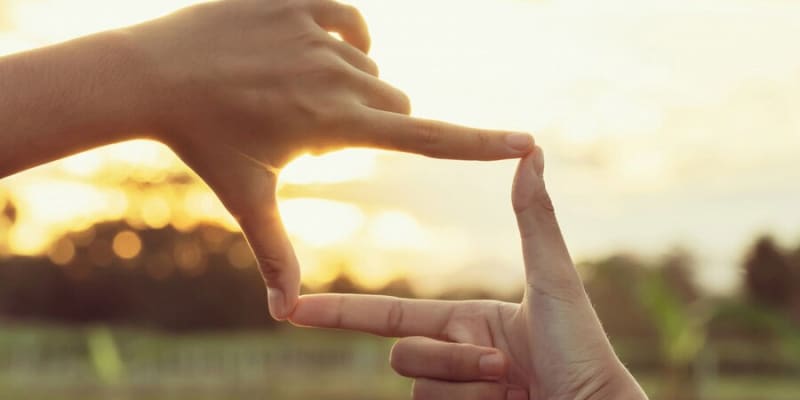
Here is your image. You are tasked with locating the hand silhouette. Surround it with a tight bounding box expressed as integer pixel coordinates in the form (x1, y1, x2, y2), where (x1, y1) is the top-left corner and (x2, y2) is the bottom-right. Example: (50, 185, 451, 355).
(290, 148, 647, 400)
(124, 0, 535, 319)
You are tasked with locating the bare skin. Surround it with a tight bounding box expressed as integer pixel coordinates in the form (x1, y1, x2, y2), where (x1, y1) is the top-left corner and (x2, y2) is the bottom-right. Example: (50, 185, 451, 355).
(290, 148, 648, 400)
(0, 0, 534, 319)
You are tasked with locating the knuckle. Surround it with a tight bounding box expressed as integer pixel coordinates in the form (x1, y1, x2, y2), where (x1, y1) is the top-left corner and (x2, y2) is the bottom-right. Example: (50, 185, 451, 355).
(393, 90, 412, 115)
(513, 181, 555, 216)
(299, 0, 322, 11)
(527, 277, 585, 305)
(364, 57, 380, 76)
(475, 131, 491, 148)
(307, 34, 333, 51)
(313, 97, 350, 129)
(334, 3, 362, 23)
(413, 123, 444, 157)
(536, 188, 556, 212)
(386, 298, 406, 334)
(255, 253, 285, 283)
(418, 124, 440, 145)
(264, 0, 306, 19)
(314, 55, 349, 82)
(342, 3, 361, 17)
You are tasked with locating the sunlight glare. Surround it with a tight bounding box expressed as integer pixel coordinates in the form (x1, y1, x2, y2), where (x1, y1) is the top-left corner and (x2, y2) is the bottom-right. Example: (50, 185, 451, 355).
(279, 198, 365, 247)
(183, 187, 239, 231)
(281, 149, 377, 185)
(369, 211, 429, 250)
(8, 181, 129, 254)
(60, 151, 104, 178)
(349, 262, 401, 291)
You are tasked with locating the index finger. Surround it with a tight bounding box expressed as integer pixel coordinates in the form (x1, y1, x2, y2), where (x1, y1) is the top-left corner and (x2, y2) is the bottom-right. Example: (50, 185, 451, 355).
(355, 110, 534, 161)
(289, 294, 458, 338)
(311, 1, 371, 53)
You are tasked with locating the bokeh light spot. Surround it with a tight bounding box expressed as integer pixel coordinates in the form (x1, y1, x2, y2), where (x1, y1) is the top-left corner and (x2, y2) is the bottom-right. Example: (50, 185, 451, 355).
(112, 230, 142, 260)
(141, 196, 171, 229)
(174, 240, 206, 276)
(47, 238, 75, 266)
(146, 251, 174, 281)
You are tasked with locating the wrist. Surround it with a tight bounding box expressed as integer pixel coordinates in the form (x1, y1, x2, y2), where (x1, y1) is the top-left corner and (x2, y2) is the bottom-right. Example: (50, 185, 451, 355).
(83, 29, 161, 141)
(0, 30, 159, 176)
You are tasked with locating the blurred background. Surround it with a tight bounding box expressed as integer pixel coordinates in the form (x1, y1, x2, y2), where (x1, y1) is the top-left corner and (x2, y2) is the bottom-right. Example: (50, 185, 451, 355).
(1, 0, 800, 399)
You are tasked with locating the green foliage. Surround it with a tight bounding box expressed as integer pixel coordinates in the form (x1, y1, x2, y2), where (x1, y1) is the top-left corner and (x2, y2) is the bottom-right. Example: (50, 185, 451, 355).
(86, 326, 125, 384)
(638, 270, 708, 366)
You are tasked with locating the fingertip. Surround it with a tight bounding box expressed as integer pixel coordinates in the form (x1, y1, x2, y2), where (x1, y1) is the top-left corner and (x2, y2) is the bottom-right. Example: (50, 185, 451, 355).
(533, 145, 545, 177)
(267, 288, 285, 320)
(268, 287, 293, 321)
(511, 153, 538, 213)
(505, 132, 535, 153)
(478, 351, 508, 379)
(285, 295, 331, 327)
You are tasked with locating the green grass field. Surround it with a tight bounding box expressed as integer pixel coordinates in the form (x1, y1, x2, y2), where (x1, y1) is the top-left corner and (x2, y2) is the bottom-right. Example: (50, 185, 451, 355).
(1, 323, 799, 400)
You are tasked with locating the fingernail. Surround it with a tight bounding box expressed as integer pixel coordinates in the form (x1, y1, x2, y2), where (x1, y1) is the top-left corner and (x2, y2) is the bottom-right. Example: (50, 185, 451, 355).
(505, 133, 534, 152)
(507, 388, 528, 400)
(479, 352, 505, 378)
(533, 146, 545, 177)
(268, 288, 286, 320)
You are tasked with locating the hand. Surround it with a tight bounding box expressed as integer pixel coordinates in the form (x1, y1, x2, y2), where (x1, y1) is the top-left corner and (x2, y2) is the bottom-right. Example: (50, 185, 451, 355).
(121, 0, 534, 319)
(289, 148, 647, 400)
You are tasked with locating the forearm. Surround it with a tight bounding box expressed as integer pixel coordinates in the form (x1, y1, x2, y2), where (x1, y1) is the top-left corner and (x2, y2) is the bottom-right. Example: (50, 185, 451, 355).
(0, 30, 153, 177)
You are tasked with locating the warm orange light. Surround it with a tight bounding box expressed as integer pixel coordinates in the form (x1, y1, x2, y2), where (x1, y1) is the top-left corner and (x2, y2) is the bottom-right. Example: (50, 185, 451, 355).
(48, 238, 76, 266)
(174, 240, 205, 275)
(112, 230, 143, 260)
(141, 196, 172, 229)
(280, 149, 377, 185)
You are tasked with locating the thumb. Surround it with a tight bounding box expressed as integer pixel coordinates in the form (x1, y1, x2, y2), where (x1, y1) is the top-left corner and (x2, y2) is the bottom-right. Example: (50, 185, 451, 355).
(238, 199, 301, 321)
(511, 147, 582, 298)
(179, 143, 300, 320)
(512, 148, 624, 371)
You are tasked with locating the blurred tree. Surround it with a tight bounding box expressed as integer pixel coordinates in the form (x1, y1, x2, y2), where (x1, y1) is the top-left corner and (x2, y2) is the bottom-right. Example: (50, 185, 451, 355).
(743, 235, 794, 308)
(582, 255, 656, 340)
(639, 253, 708, 400)
(378, 278, 416, 298)
(658, 248, 699, 304)
(0, 220, 278, 331)
(2, 198, 15, 225)
(326, 271, 367, 294)
(0, 198, 14, 255)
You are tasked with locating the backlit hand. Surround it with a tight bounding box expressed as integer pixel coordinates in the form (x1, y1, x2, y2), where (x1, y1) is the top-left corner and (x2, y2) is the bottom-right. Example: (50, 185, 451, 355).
(123, 0, 534, 319)
(290, 148, 647, 400)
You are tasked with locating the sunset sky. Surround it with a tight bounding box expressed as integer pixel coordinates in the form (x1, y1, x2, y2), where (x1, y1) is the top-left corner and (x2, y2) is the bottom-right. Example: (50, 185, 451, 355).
(1, 0, 799, 295)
